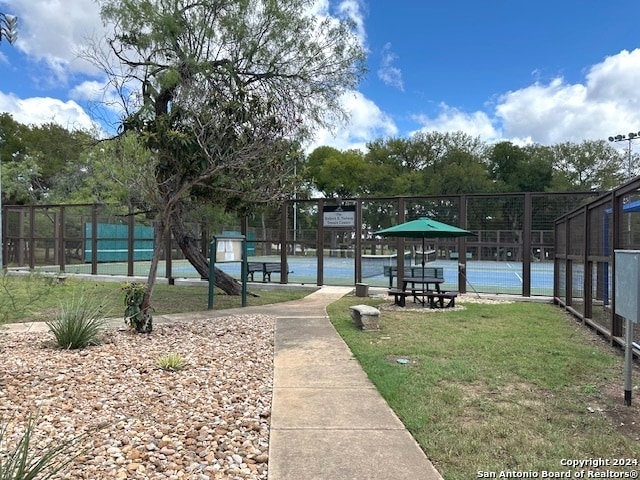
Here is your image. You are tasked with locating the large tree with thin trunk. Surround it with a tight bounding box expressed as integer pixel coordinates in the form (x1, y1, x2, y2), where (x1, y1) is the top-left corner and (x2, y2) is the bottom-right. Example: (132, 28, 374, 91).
(85, 0, 366, 331)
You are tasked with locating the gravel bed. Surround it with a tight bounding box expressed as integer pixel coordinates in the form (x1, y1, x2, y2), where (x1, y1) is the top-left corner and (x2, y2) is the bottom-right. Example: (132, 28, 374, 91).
(0, 314, 274, 479)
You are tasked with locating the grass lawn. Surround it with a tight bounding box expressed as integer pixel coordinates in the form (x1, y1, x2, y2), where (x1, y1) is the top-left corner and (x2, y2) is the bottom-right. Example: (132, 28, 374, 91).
(328, 296, 640, 480)
(0, 274, 312, 324)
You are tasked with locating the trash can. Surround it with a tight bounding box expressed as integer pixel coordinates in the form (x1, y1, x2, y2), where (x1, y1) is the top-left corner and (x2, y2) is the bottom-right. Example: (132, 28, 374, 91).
(355, 283, 369, 297)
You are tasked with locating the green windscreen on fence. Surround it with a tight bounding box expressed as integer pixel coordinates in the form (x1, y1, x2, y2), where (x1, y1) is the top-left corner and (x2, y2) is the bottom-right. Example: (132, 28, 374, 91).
(84, 223, 155, 262)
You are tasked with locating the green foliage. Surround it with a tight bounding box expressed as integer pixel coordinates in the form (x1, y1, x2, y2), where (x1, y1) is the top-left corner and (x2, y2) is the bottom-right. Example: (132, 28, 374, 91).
(549, 140, 626, 191)
(156, 352, 187, 371)
(306, 147, 367, 197)
(489, 142, 556, 192)
(46, 291, 107, 349)
(0, 113, 95, 205)
(122, 282, 153, 333)
(0, 413, 97, 479)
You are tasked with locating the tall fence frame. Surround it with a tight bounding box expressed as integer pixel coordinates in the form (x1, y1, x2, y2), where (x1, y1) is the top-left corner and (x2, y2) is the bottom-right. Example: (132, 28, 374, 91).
(279, 192, 595, 295)
(1, 191, 595, 297)
(555, 178, 640, 354)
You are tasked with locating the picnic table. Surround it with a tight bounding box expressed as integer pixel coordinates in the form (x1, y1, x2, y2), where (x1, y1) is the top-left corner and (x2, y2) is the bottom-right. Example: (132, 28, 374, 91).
(388, 275, 457, 308)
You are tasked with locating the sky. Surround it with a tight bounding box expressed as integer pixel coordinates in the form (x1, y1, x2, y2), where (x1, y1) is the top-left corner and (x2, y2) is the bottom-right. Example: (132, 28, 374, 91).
(2, 0, 640, 155)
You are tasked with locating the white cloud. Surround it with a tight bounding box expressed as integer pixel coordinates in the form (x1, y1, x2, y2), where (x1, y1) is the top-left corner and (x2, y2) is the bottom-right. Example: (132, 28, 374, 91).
(306, 90, 398, 152)
(69, 80, 107, 103)
(585, 49, 640, 106)
(9, 1, 640, 156)
(378, 43, 403, 91)
(336, 0, 367, 46)
(0, 92, 97, 131)
(412, 104, 500, 142)
(2, 0, 104, 78)
(494, 49, 640, 145)
(402, 48, 640, 148)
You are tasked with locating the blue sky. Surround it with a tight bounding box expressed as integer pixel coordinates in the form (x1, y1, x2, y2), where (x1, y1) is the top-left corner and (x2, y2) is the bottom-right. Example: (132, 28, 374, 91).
(2, 0, 640, 154)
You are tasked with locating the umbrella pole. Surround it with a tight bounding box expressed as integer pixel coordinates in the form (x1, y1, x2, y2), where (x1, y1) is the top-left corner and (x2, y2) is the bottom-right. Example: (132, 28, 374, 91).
(421, 237, 425, 279)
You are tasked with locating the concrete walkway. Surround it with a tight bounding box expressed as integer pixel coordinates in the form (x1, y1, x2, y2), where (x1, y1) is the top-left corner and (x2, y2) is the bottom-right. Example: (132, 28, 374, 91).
(3, 286, 443, 480)
(265, 286, 442, 480)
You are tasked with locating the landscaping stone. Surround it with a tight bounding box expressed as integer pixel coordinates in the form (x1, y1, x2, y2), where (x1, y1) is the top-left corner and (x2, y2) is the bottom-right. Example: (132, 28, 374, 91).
(0, 315, 274, 479)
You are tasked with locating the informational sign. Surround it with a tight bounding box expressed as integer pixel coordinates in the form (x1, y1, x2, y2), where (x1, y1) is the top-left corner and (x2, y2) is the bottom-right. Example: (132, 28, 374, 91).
(615, 250, 640, 323)
(215, 238, 243, 262)
(323, 205, 355, 228)
(614, 249, 639, 406)
(209, 235, 247, 309)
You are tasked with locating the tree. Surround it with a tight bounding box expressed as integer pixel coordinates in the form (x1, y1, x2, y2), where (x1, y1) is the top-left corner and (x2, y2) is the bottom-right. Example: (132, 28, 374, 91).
(549, 140, 625, 191)
(0, 114, 96, 204)
(88, 0, 366, 331)
(488, 141, 553, 192)
(306, 146, 367, 198)
(426, 148, 493, 195)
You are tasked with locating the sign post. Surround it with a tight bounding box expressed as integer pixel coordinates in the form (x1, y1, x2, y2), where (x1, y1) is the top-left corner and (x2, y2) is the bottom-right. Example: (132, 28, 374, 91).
(208, 235, 247, 309)
(614, 250, 640, 406)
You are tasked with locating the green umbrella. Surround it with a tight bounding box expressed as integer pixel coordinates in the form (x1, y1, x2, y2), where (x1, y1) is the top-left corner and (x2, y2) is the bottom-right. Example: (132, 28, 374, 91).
(374, 217, 474, 239)
(374, 217, 475, 277)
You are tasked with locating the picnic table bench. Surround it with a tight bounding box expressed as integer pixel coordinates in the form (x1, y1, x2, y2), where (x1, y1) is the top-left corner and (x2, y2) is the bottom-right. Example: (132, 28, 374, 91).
(387, 268, 456, 308)
(424, 291, 458, 308)
(383, 266, 443, 288)
(246, 262, 291, 282)
(388, 286, 458, 308)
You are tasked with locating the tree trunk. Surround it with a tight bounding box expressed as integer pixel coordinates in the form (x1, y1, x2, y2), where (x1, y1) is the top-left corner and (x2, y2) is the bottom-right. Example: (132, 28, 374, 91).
(169, 210, 242, 295)
(136, 215, 168, 333)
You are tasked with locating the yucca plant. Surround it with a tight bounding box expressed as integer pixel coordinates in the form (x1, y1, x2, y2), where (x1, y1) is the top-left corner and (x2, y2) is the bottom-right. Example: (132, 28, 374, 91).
(156, 353, 187, 371)
(46, 291, 107, 349)
(0, 414, 95, 480)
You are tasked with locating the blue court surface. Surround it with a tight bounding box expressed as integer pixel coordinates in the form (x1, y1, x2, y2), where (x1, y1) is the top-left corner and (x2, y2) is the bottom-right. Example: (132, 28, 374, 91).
(204, 257, 555, 296)
(46, 256, 554, 296)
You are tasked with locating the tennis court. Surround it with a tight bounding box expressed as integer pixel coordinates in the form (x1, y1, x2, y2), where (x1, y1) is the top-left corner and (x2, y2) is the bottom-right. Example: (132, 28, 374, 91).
(182, 256, 554, 296)
(32, 255, 554, 296)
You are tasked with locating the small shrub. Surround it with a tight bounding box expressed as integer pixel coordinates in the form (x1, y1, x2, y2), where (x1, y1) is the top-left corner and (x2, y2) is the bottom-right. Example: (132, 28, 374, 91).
(156, 353, 187, 371)
(46, 291, 106, 349)
(122, 282, 152, 333)
(0, 413, 96, 479)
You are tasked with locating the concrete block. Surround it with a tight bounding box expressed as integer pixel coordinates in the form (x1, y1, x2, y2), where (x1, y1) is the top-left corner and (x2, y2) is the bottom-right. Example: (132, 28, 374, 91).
(349, 304, 380, 330)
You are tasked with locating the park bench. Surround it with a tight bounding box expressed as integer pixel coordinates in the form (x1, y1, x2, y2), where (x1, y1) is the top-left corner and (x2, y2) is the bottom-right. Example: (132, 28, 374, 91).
(388, 288, 458, 308)
(246, 262, 291, 282)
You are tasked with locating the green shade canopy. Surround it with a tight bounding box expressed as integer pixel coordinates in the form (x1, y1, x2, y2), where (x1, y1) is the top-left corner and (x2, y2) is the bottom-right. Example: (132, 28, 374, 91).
(374, 217, 475, 238)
